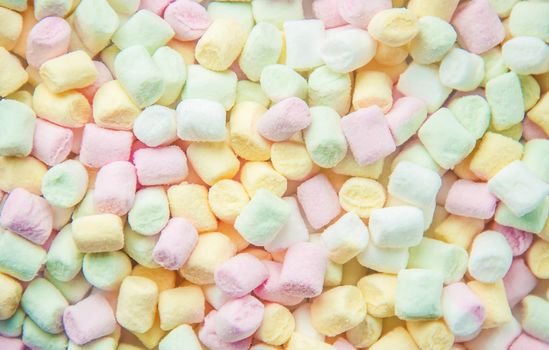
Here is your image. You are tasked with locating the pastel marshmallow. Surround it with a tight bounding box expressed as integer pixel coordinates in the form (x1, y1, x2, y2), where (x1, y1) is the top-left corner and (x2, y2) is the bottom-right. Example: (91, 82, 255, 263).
(0, 231, 46, 282)
(0, 7, 22, 51)
(270, 142, 316, 181)
(279, 242, 328, 298)
(21, 278, 68, 334)
(503, 258, 537, 308)
(526, 238, 549, 279)
(176, 99, 227, 142)
(368, 8, 418, 47)
(133, 105, 177, 147)
(442, 282, 485, 341)
(158, 285, 205, 330)
(116, 276, 159, 334)
(406, 320, 455, 350)
(386, 96, 428, 146)
(133, 146, 188, 186)
(283, 20, 325, 71)
(257, 97, 311, 142)
(195, 19, 246, 71)
(523, 139, 549, 183)
(339, 177, 385, 218)
(123, 226, 160, 269)
(159, 324, 202, 350)
(321, 27, 376, 73)
(152, 46, 187, 106)
(260, 64, 308, 103)
(492, 223, 533, 257)
(63, 294, 116, 345)
(74, 0, 119, 55)
(308, 65, 353, 116)
(214, 253, 268, 298)
(470, 132, 523, 180)
(128, 187, 170, 236)
(0, 48, 27, 97)
(112, 9, 174, 53)
(163, 0, 210, 41)
(182, 65, 237, 111)
(395, 269, 443, 320)
(0, 273, 22, 321)
(239, 22, 283, 82)
(408, 238, 468, 284)
(448, 95, 491, 139)
(521, 295, 549, 344)
(356, 273, 397, 318)
(253, 261, 304, 306)
(229, 102, 271, 161)
(397, 63, 452, 113)
(45, 225, 82, 282)
(79, 124, 133, 168)
(255, 303, 295, 346)
(26, 16, 71, 68)
(337, 0, 391, 29)
(352, 70, 393, 112)
(467, 280, 512, 328)
(208, 180, 250, 224)
(495, 198, 549, 235)
(321, 212, 369, 264)
(410, 16, 456, 65)
(22, 317, 67, 350)
(502, 36, 549, 75)
(1, 307, 25, 337)
(215, 295, 264, 342)
(445, 180, 497, 219)
(510, 333, 549, 350)
(198, 310, 252, 350)
(92, 80, 141, 131)
(468, 230, 513, 283)
(508, 1, 549, 42)
(93, 161, 136, 216)
(82, 251, 130, 291)
(41, 160, 88, 208)
(439, 48, 484, 92)
(207, 2, 254, 36)
(153, 218, 198, 270)
(388, 161, 441, 208)
(167, 182, 217, 233)
(485, 72, 525, 131)
(0, 99, 35, 158)
(72, 214, 124, 253)
(297, 174, 341, 230)
(39, 50, 97, 94)
(368, 206, 424, 248)
(31, 119, 73, 166)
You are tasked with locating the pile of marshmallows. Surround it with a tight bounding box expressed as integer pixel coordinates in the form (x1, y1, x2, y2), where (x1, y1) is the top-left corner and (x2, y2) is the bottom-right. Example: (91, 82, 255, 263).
(1, 0, 549, 349)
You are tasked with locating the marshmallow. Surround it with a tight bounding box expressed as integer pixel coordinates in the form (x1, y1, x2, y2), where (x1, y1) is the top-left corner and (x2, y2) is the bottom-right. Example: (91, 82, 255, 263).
(526, 239, 549, 279)
(74, 0, 119, 55)
(108, 0, 140, 15)
(63, 294, 115, 345)
(186, 141, 240, 186)
(388, 161, 441, 208)
(397, 63, 452, 113)
(521, 295, 549, 344)
(292, 303, 325, 342)
(442, 282, 485, 341)
(345, 316, 382, 348)
(133, 105, 177, 147)
(0, 307, 25, 337)
(369, 206, 424, 248)
(495, 197, 549, 235)
(92, 80, 141, 131)
(123, 225, 159, 269)
(207, 2, 254, 35)
(0, 49, 27, 98)
(386, 97, 428, 146)
(215, 253, 268, 298)
(486, 72, 524, 131)
(445, 180, 497, 219)
(22, 318, 68, 350)
(167, 182, 217, 233)
(439, 48, 484, 92)
(215, 295, 264, 342)
(195, 19, 246, 72)
(112, 10, 174, 53)
(368, 8, 418, 47)
(265, 197, 309, 253)
(133, 146, 188, 186)
(229, 102, 271, 161)
(304, 106, 348, 169)
(406, 320, 454, 350)
(254, 261, 304, 306)
(502, 36, 549, 75)
(239, 23, 282, 82)
(152, 46, 186, 106)
(481, 47, 508, 86)
(0, 7, 22, 51)
(260, 64, 308, 103)
(297, 174, 341, 230)
(116, 276, 158, 334)
(72, 214, 124, 253)
(392, 139, 443, 175)
(26, 17, 69, 68)
(0, 273, 21, 321)
(465, 317, 521, 350)
(492, 222, 533, 257)
(448, 95, 491, 139)
(374, 42, 408, 66)
(128, 187, 170, 236)
(258, 97, 311, 142)
(321, 28, 376, 73)
(21, 278, 68, 334)
(369, 327, 418, 350)
(357, 273, 397, 318)
(236, 80, 270, 107)
(357, 241, 409, 274)
(283, 20, 325, 71)
(407, 0, 459, 20)
(510, 333, 549, 350)
(158, 285, 205, 330)
(280, 242, 328, 298)
(45, 225, 82, 282)
(41, 160, 88, 208)
(0, 156, 46, 196)
(208, 180, 249, 224)
(45, 271, 91, 305)
(198, 310, 252, 350)
(159, 324, 202, 350)
(470, 132, 523, 180)
(39, 51, 96, 94)
(153, 218, 198, 270)
(468, 231, 513, 283)
(396, 269, 443, 320)
(93, 161, 136, 216)
(31, 119, 73, 166)
(520, 74, 541, 111)
(0, 231, 46, 282)
(79, 124, 134, 168)
(182, 65, 237, 111)
(408, 238, 468, 284)
(163, 0, 210, 41)
(528, 92, 549, 135)
(352, 71, 393, 112)
(240, 161, 287, 197)
(337, 0, 391, 29)
(255, 303, 294, 346)
(176, 99, 227, 142)
(508, 1, 549, 42)
(467, 280, 512, 328)
(32, 84, 91, 128)
(131, 265, 175, 293)
(308, 65, 353, 115)
(332, 152, 383, 179)
(321, 212, 369, 264)
(503, 258, 537, 308)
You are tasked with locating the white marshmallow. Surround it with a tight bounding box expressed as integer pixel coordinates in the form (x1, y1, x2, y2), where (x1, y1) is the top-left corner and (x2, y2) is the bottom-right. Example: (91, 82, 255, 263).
(203, 285, 232, 310)
(468, 231, 513, 283)
(292, 303, 325, 342)
(465, 317, 521, 350)
(439, 48, 484, 91)
(133, 105, 177, 147)
(320, 212, 369, 264)
(488, 160, 549, 217)
(265, 197, 309, 253)
(442, 283, 484, 342)
(320, 27, 376, 73)
(388, 161, 442, 208)
(283, 20, 325, 71)
(502, 36, 549, 75)
(356, 242, 409, 274)
(176, 99, 227, 142)
(368, 206, 424, 248)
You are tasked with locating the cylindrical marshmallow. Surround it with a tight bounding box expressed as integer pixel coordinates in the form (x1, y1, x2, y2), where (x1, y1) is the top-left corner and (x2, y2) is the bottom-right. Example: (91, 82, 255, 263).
(410, 16, 456, 65)
(444, 180, 497, 219)
(321, 27, 376, 73)
(352, 70, 393, 112)
(304, 106, 348, 168)
(39, 50, 97, 93)
(260, 64, 308, 103)
(153, 218, 198, 270)
(159, 324, 202, 350)
(357, 273, 397, 318)
(21, 278, 68, 334)
(0, 273, 21, 321)
(229, 102, 271, 161)
(526, 239, 549, 279)
(466, 280, 512, 328)
(448, 95, 490, 140)
(93, 161, 136, 216)
(240, 161, 287, 198)
(152, 46, 187, 106)
(439, 48, 484, 91)
(308, 65, 353, 116)
(369, 206, 424, 248)
(258, 97, 311, 142)
(128, 187, 170, 236)
(0, 100, 35, 158)
(337, 0, 392, 29)
(0, 231, 46, 282)
(133, 146, 188, 186)
(158, 285, 205, 330)
(26, 16, 71, 68)
(279, 242, 328, 298)
(215, 295, 264, 342)
(123, 225, 159, 269)
(116, 276, 159, 334)
(92, 80, 141, 131)
(395, 269, 443, 320)
(133, 105, 177, 147)
(521, 295, 549, 344)
(167, 182, 218, 233)
(182, 65, 238, 111)
(176, 99, 227, 142)
(468, 230, 513, 283)
(45, 225, 82, 282)
(503, 258, 537, 308)
(72, 214, 124, 253)
(239, 22, 283, 82)
(41, 159, 89, 208)
(297, 173, 341, 230)
(74, 0, 119, 55)
(31, 118, 73, 166)
(198, 310, 252, 350)
(442, 282, 485, 341)
(63, 294, 116, 345)
(368, 8, 418, 47)
(195, 19, 246, 71)
(163, 0, 210, 41)
(253, 261, 304, 306)
(502, 36, 549, 75)
(321, 212, 369, 264)
(214, 253, 268, 298)
(79, 124, 134, 168)
(408, 238, 468, 284)
(111, 9, 174, 53)
(208, 180, 250, 224)
(22, 316, 68, 350)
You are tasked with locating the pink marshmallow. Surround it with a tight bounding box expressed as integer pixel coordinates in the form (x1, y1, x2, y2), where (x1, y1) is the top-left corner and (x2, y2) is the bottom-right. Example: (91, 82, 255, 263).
(132, 146, 188, 186)
(71, 127, 83, 155)
(313, 0, 347, 28)
(215, 295, 264, 342)
(257, 97, 311, 142)
(153, 217, 198, 270)
(333, 338, 357, 350)
(198, 311, 252, 350)
(342, 106, 396, 166)
(386, 96, 428, 146)
(94, 161, 137, 216)
(297, 174, 341, 230)
(510, 333, 549, 350)
(140, 0, 173, 16)
(444, 180, 497, 220)
(523, 118, 548, 141)
(79, 124, 133, 168)
(214, 253, 269, 298)
(31, 118, 73, 166)
(0, 188, 53, 245)
(78, 61, 114, 103)
(63, 294, 116, 345)
(338, 0, 392, 29)
(491, 223, 533, 256)
(503, 258, 537, 308)
(442, 282, 485, 342)
(163, 0, 211, 41)
(0, 337, 23, 350)
(279, 242, 328, 298)
(451, 0, 505, 54)
(253, 261, 304, 306)
(26, 16, 71, 68)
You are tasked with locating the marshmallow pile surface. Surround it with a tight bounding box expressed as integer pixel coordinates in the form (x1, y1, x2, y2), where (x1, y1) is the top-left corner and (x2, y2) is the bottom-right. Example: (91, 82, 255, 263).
(0, 0, 549, 349)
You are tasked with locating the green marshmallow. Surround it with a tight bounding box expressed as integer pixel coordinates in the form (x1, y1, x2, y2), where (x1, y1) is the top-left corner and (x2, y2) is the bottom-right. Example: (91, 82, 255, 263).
(448, 95, 491, 139)
(519, 74, 541, 111)
(123, 225, 160, 268)
(523, 139, 549, 183)
(45, 271, 91, 305)
(128, 187, 170, 236)
(42, 159, 89, 208)
(182, 65, 238, 111)
(72, 190, 98, 220)
(239, 22, 283, 82)
(112, 9, 174, 53)
(152, 46, 186, 106)
(251, 0, 304, 29)
(74, 0, 119, 55)
(22, 317, 68, 350)
(21, 278, 68, 334)
(82, 251, 132, 291)
(485, 71, 524, 131)
(308, 65, 352, 116)
(407, 238, 468, 284)
(481, 48, 508, 86)
(395, 269, 443, 320)
(260, 64, 308, 103)
(391, 140, 444, 175)
(115, 45, 165, 108)
(495, 198, 549, 234)
(159, 324, 202, 350)
(46, 224, 83, 282)
(236, 80, 270, 107)
(509, 1, 549, 43)
(208, 2, 254, 34)
(410, 16, 457, 65)
(0, 308, 25, 337)
(303, 106, 348, 168)
(0, 230, 46, 282)
(0, 99, 36, 157)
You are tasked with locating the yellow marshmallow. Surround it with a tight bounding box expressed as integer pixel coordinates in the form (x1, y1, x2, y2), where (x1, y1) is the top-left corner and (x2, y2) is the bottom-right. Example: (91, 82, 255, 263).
(0, 273, 22, 320)
(467, 280, 512, 329)
(218, 221, 250, 252)
(369, 327, 419, 350)
(93, 80, 141, 131)
(255, 303, 295, 346)
(131, 265, 176, 293)
(6, 90, 33, 107)
(167, 182, 217, 233)
(341, 258, 369, 286)
(361, 60, 408, 83)
(208, 179, 250, 223)
(72, 214, 124, 253)
(368, 8, 419, 47)
(240, 161, 287, 197)
(229, 102, 271, 161)
(39, 51, 97, 93)
(357, 273, 398, 318)
(470, 132, 523, 180)
(271, 142, 317, 181)
(133, 314, 166, 350)
(167, 39, 196, 65)
(0, 156, 47, 195)
(346, 314, 383, 348)
(186, 141, 240, 186)
(25, 65, 41, 87)
(116, 276, 158, 334)
(179, 232, 236, 285)
(425, 205, 450, 238)
(0, 47, 28, 97)
(195, 19, 246, 71)
(324, 260, 343, 287)
(407, 0, 459, 21)
(375, 43, 409, 66)
(286, 333, 335, 350)
(352, 70, 394, 112)
(11, 7, 37, 58)
(528, 92, 549, 135)
(310, 285, 366, 336)
(406, 320, 454, 350)
(236, 80, 271, 107)
(433, 215, 485, 250)
(526, 239, 549, 279)
(33, 84, 91, 128)
(0, 7, 22, 51)
(158, 286, 205, 331)
(454, 150, 481, 181)
(338, 177, 386, 218)
(333, 153, 384, 179)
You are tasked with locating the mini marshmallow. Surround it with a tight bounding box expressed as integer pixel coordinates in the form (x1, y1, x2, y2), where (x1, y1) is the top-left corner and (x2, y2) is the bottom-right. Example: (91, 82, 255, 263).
(283, 20, 325, 71)
(392, 139, 442, 175)
(116, 276, 158, 334)
(510, 333, 549, 350)
(280, 242, 328, 298)
(21, 278, 68, 334)
(41, 160, 88, 208)
(369, 327, 418, 350)
(408, 238, 468, 284)
(133, 146, 188, 186)
(297, 174, 341, 230)
(521, 295, 549, 344)
(337, 0, 391, 29)
(159, 324, 202, 350)
(0, 48, 27, 97)
(357, 273, 397, 318)
(352, 70, 393, 112)
(128, 187, 170, 236)
(345, 315, 382, 348)
(368, 8, 418, 47)
(123, 226, 159, 269)
(163, 0, 210, 41)
(186, 142, 240, 186)
(0, 100, 35, 158)
(470, 132, 523, 180)
(369, 206, 424, 248)
(153, 218, 198, 270)
(207, 2, 254, 35)
(195, 19, 246, 72)
(407, 0, 459, 20)
(321, 212, 369, 264)
(495, 198, 549, 235)
(182, 65, 237, 110)
(264, 197, 309, 252)
(508, 1, 549, 42)
(32, 84, 91, 128)
(208, 180, 249, 224)
(167, 182, 217, 233)
(488, 160, 549, 217)
(292, 303, 325, 342)
(152, 46, 187, 106)
(406, 320, 455, 350)
(468, 231, 513, 283)
(254, 261, 304, 306)
(94, 161, 136, 216)
(239, 22, 282, 82)
(0, 231, 46, 282)
(79, 124, 133, 168)
(442, 282, 485, 341)
(112, 10, 174, 53)
(439, 48, 484, 92)
(503, 258, 537, 308)
(198, 310, 252, 350)
(260, 64, 308, 103)
(357, 242, 409, 274)
(445, 180, 497, 219)
(25, 16, 70, 68)
(22, 318, 68, 350)
(526, 239, 549, 279)
(45, 271, 91, 304)
(74, 0, 119, 55)
(0, 273, 21, 321)
(133, 105, 177, 147)
(395, 269, 443, 320)
(236, 80, 270, 107)
(467, 280, 512, 329)
(386, 97, 428, 146)
(255, 303, 295, 346)
(176, 99, 227, 142)
(0, 156, 47, 196)
(494, 223, 533, 257)
(308, 65, 352, 115)
(0, 7, 22, 51)
(214, 253, 268, 298)
(0, 307, 24, 337)
(63, 294, 115, 345)
(258, 97, 311, 142)
(397, 63, 452, 113)
(486, 71, 524, 131)
(448, 95, 490, 139)
(520, 73, 542, 112)
(39, 51, 97, 94)
(215, 295, 264, 342)
(72, 214, 124, 253)
(303, 106, 348, 169)
(31, 119, 73, 166)
(108, 0, 140, 15)
(131, 265, 175, 293)
(528, 92, 549, 135)
(158, 285, 205, 330)
(45, 225, 82, 282)
(229, 102, 271, 161)
(321, 27, 376, 73)
(502, 36, 549, 75)
(93, 80, 141, 131)
(410, 16, 456, 65)
(240, 162, 287, 197)
(388, 161, 441, 208)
